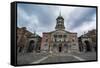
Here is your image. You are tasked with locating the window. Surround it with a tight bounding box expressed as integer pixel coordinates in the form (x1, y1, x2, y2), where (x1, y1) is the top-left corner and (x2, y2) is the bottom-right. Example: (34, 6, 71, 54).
(64, 43, 68, 47)
(63, 35, 67, 37)
(46, 39, 48, 42)
(54, 35, 57, 38)
(64, 39, 66, 42)
(59, 35, 62, 38)
(72, 39, 74, 42)
(45, 44, 47, 46)
(55, 39, 56, 42)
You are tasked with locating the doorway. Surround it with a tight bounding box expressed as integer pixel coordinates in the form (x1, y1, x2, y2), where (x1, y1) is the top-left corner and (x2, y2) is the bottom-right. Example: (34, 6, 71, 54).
(59, 46, 62, 52)
(27, 40, 35, 52)
(84, 40, 91, 52)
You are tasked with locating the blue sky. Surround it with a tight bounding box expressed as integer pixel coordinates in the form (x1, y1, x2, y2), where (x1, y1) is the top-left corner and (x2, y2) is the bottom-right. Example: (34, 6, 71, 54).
(17, 3, 96, 37)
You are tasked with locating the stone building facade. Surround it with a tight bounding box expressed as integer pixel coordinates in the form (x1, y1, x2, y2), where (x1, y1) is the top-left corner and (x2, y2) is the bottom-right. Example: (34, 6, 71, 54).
(17, 27, 28, 53)
(41, 13, 79, 53)
(17, 27, 41, 53)
(17, 14, 96, 54)
(27, 33, 42, 53)
(78, 29, 96, 52)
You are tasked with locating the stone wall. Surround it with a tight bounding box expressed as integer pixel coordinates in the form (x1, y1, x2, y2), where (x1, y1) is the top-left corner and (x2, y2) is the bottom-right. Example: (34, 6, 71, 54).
(17, 27, 42, 53)
(41, 30, 79, 53)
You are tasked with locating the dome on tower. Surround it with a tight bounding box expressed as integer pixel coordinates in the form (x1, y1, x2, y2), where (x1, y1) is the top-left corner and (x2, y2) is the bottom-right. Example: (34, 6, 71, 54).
(55, 11, 65, 30)
(56, 11, 64, 20)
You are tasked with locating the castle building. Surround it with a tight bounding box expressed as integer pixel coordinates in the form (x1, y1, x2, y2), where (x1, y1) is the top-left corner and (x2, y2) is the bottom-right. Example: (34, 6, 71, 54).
(41, 13, 79, 53)
(17, 27, 41, 53)
(78, 29, 97, 52)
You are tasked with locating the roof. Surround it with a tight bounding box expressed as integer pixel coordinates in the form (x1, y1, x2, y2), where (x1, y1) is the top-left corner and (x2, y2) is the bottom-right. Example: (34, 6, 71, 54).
(42, 30, 77, 35)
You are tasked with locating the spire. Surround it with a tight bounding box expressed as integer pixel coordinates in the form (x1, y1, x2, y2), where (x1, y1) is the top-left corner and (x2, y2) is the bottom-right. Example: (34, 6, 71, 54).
(59, 10, 61, 16)
(56, 10, 64, 20)
(55, 10, 65, 30)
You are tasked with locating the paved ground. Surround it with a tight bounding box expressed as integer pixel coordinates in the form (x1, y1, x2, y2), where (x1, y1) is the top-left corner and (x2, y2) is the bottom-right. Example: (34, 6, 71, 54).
(39, 54, 79, 64)
(17, 52, 48, 65)
(17, 52, 97, 65)
(71, 52, 97, 61)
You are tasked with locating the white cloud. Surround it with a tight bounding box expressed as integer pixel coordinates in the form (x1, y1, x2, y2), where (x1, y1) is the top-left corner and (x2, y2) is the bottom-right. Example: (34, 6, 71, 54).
(17, 6, 30, 27)
(71, 16, 96, 37)
(17, 6, 42, 36)
(17, 4, 96, 37)
(27, 15, 39, 32)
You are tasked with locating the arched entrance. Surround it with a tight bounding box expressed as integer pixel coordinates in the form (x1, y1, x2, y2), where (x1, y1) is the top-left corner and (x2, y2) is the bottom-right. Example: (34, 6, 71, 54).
(84, 40, 91, 52)
(59, 47, 62, 52)
(27, 40, 35, 52)
(59, 44, 62, 52)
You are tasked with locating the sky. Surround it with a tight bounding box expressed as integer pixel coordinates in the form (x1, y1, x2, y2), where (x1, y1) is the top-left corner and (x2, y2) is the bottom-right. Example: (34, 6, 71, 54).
(17, 3, 96, 37)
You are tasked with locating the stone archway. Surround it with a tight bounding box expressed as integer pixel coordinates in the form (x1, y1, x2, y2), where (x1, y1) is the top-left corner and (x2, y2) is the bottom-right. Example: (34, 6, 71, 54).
(27, 40, 35, 52)
(59, 46, 62, 52)
(58, 44, 62, 52)
(84, 40, 91, 52)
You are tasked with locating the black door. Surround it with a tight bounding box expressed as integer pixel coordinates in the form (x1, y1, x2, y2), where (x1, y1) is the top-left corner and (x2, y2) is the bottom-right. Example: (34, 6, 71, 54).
(85, 41, 91, 52)
(27, 40, 34, 52)
(59, 46, 62, 52)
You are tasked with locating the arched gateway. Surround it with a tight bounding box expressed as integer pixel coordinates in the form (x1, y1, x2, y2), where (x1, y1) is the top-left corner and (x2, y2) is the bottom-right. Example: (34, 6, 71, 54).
(84, 40, 91, 52)
(27, 40, 35, 52)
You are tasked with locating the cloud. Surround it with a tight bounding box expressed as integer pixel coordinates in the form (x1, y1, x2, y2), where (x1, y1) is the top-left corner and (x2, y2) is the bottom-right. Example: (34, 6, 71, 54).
(72, 20, 96, 37)
(66, 7, 96, 37)
(67, 7, 96, 30)
(17, 3, 96, 37)
(17, 3, 60, 36)
(17, 6, 30, 27)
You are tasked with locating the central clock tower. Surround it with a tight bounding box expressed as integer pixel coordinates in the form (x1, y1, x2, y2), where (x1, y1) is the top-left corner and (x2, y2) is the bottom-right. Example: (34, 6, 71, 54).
(55, 12, 65, 30)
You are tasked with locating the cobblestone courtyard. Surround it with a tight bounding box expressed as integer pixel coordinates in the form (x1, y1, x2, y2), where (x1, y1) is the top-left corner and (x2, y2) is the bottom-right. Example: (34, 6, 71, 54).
(17, 52, 97, 65)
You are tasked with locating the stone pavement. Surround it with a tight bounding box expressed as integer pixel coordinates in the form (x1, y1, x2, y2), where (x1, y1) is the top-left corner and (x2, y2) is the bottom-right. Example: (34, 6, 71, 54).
(17, 52, 97, 65)
(17, 52, 48, 65)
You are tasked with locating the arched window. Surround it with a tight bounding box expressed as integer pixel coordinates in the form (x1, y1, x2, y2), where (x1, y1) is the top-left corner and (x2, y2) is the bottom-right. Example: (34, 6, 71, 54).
(72, 39, 74, 42)
(59, 35, 62, 38)
(63, 35, 67, 38)
(54, 35, 57, 38)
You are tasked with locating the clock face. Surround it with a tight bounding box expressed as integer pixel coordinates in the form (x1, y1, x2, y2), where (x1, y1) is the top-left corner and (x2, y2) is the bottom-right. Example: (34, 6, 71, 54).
(59, 19, 62, 22)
